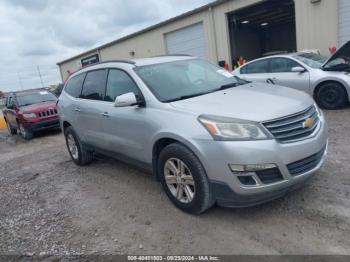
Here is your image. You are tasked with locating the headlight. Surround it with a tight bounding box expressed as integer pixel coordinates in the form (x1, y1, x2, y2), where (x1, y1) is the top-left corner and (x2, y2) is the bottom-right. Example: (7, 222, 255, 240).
(198, 115, 269, 141)
(23, 113, 36, 119)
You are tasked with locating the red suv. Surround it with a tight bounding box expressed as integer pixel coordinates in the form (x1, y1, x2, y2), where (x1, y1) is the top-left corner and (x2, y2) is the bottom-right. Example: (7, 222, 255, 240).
(3, 89, 60, 139)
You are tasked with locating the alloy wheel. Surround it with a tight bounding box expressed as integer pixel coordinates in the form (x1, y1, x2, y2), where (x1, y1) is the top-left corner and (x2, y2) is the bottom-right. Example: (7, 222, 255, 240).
(67, 134, 79, 160)
(164, 158, 195, 203)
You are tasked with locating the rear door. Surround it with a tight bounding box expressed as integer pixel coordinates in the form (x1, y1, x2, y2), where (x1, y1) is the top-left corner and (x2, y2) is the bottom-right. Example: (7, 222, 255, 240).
(76, 69, 108, 148)
(269, 57, 310, 92)
(239, 59, 270, 83)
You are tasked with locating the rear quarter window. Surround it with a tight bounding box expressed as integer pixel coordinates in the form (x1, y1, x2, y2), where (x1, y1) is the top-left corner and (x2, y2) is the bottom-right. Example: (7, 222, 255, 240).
(64, 73, 86, 98)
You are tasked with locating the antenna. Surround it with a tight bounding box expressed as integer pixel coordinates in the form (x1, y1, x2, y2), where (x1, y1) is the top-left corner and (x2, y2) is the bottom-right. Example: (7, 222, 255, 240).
(37, 66, 44, 88)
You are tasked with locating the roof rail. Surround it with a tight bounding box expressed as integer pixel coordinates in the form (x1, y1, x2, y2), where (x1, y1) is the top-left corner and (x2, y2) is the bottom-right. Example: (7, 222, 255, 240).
(98, 59, 136, 65)
(71, 59, 136, 75)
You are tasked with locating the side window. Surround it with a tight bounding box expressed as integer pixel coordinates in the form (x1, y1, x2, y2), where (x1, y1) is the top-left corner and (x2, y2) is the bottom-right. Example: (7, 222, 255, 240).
(270, 58, 300, 73)
(6, 96, 13, 107)
(244, 60, 269, 74)
(240, 65, 247, 74)
(65, 73, 86, 98)
(81, 70, 108, 101)
(105, 69, 141, 102)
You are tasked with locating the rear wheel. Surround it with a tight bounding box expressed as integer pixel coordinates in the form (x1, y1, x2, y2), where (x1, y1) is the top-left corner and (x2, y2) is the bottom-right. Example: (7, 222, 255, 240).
(19, 123, 33, 140)
(315, 82, 348, 109)
(158, 143, 214, 214)
(64, 126, 93, 166)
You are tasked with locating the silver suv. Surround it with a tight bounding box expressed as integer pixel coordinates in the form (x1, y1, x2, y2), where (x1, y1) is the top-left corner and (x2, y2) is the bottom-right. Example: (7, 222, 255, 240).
(58, 56, 328, 214)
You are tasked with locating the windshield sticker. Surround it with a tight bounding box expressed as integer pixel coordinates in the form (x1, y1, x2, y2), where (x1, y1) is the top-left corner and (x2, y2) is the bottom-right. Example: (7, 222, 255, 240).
(39, 91, 49, 95)
(217, 69, 233, 78)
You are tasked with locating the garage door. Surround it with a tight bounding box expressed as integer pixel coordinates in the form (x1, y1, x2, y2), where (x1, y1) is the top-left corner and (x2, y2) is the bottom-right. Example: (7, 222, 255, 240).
(165, 23, 208, 59)
(339, 0, 350, 46)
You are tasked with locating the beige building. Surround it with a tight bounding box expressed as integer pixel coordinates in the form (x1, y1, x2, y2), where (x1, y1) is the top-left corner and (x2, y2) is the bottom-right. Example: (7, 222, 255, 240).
(57, 0, 349, 81)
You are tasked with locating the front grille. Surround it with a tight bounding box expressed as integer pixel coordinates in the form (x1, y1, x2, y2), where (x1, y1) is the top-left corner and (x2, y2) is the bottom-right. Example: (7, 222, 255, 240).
(287, 145, 326, 176)
(38, 108, 57, 118)
(262, 106, 320, 143)
(256, 168, 283, 184)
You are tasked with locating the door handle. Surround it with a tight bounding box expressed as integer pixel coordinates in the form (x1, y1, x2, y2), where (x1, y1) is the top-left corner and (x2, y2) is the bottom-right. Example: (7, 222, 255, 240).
(74, 107, 81, 112)
(101, 112, 109, 118)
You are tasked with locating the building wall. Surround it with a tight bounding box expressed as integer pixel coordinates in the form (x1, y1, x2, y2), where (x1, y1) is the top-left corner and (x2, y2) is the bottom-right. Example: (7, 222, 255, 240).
(294, 0, 338, 55)
(58, 0, 262, 81)
(58, 0, 339, 81)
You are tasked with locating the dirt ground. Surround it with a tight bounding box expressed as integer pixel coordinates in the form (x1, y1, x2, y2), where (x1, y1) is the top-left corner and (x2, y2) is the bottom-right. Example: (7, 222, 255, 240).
(0, 108, 350, 256)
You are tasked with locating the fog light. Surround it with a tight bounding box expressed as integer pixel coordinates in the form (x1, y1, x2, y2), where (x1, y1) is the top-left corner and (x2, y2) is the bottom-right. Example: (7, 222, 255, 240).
(229, 163, 277, 174)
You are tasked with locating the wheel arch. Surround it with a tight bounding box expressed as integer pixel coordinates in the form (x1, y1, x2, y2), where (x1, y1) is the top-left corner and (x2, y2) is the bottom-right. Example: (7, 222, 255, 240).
(62, 121, 72, 132)
(313, 80, 349, 102)
(151, 134, 204, 181)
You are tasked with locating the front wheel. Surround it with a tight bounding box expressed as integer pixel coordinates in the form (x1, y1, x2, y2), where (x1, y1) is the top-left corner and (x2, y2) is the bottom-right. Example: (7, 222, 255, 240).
(19, 123, 33, 140)
(315, 82, 348, 109)
(6, 120, 17, 135)
(158, 143, 215, 214)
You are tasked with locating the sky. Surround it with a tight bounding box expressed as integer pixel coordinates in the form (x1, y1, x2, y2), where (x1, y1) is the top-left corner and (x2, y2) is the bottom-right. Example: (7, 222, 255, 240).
(0, 0, 214, 92)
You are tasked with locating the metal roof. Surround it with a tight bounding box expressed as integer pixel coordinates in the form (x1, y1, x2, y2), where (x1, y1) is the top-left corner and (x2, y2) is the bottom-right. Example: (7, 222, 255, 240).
(57, 0, 226, 65)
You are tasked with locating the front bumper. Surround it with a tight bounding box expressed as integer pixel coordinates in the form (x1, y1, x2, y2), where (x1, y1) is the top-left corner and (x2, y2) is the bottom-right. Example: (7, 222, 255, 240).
(24, 118, 60, 132)
(193, 116, 328, 207)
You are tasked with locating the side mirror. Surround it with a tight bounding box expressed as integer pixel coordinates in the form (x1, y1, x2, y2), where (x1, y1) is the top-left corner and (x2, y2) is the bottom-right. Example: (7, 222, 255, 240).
(291, 66, 306, 73)
(114, 92, 139, 107)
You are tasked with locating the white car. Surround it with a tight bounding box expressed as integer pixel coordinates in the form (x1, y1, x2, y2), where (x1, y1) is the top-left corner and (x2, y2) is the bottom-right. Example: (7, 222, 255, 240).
(233, 41, 350, 109)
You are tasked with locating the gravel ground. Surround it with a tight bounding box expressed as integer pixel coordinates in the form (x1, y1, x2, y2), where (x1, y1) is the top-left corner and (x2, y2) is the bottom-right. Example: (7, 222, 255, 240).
(0, 108, 349, 256)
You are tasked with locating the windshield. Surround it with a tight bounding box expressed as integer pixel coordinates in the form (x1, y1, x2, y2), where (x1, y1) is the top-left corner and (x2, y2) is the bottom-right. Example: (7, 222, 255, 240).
(16, 91, 57, 107)
(135, 59, 246, 102)
(293, 53, 328, 69)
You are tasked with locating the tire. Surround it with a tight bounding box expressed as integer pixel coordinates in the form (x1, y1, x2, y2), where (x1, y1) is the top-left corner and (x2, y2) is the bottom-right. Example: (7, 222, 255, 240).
(5, 120, 17, 135)
(158, 143, 215, 214)
(18, 123, 33, 140)
(64, 126, 93, 166)
(315, 82, 348, 110)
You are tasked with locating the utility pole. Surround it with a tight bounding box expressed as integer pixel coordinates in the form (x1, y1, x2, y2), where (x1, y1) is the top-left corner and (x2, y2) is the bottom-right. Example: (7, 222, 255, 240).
(37, 65, 44, 88)
(17, 72, 24, 90)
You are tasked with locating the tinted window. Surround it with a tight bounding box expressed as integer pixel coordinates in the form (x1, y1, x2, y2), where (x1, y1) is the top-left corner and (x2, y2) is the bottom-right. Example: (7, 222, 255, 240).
(6, 96, 13, 107)
(65, 73, 86, 98)
(244, 60, 269, 74)
(81, 70, 108, 100)
(105, 69, 141, 102)
(270, 58, 300, 73)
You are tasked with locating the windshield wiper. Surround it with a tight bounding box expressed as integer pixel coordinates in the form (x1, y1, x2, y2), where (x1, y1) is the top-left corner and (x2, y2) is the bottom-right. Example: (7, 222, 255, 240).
(216, 82, 241, 91)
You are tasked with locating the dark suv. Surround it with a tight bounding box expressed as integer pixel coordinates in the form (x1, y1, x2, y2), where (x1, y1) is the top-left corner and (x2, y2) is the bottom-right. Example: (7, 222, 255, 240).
(3, 89, 60, 139)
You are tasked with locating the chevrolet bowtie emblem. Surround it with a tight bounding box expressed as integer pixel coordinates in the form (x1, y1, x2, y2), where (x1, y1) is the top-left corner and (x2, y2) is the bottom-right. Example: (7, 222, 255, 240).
(303, 118, 315, 129)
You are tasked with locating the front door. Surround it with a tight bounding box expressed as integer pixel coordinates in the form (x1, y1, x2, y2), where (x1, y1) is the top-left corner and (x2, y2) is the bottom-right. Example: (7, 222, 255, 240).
(269, 58, 310, 92)
(101, 69, 147, 162)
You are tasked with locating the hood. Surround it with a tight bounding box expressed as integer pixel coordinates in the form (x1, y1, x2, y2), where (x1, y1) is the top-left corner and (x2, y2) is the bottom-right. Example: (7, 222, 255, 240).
(322, 40, 350, 71)
(19, 101, 57, 114)
(170, 83, 313, 122)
